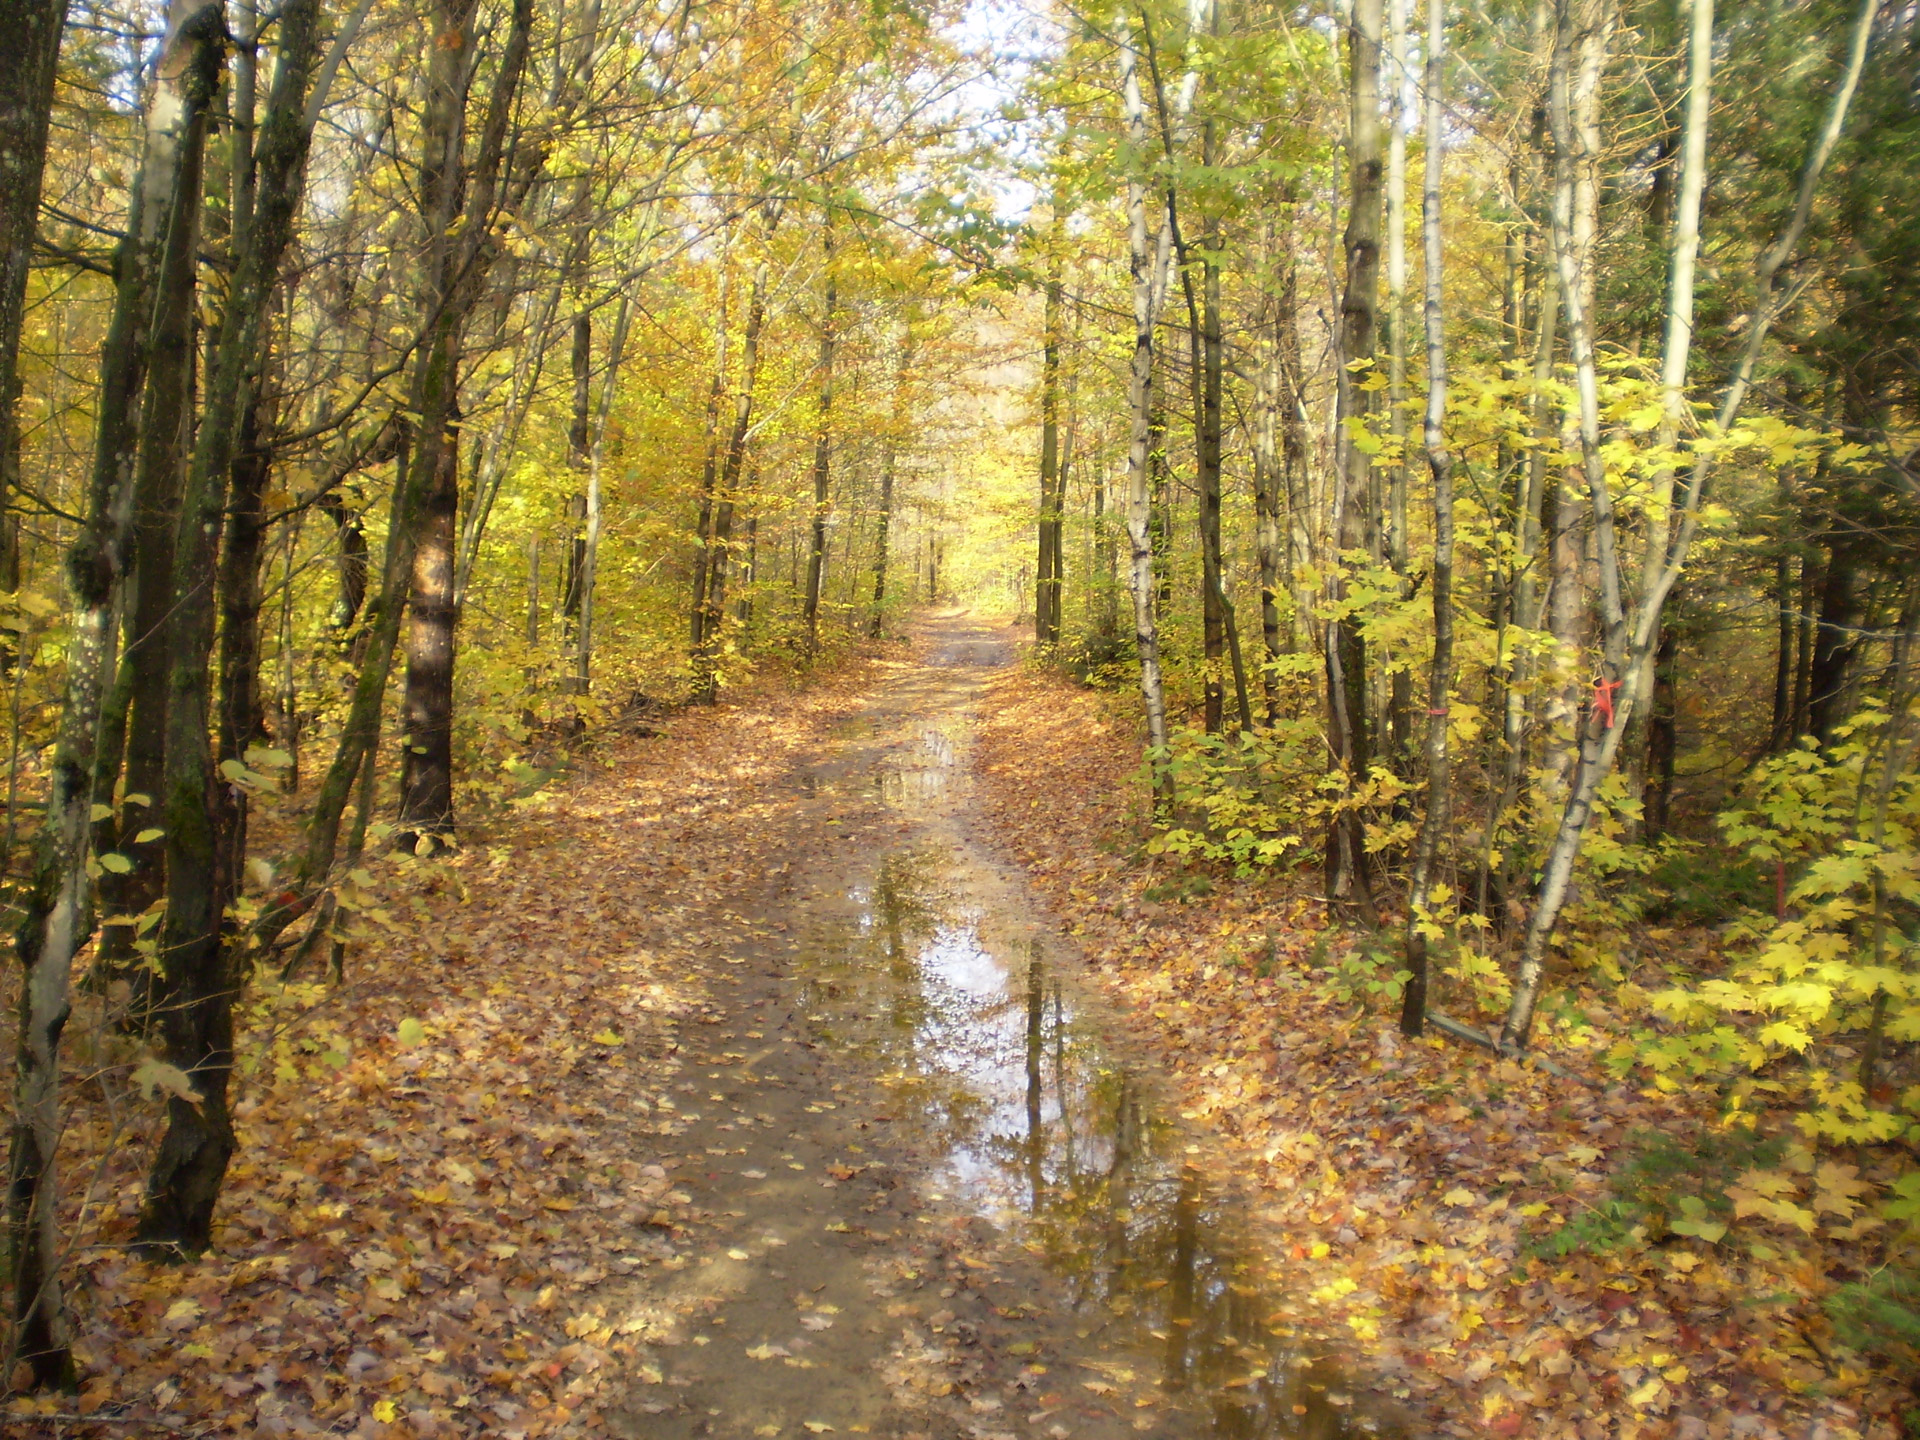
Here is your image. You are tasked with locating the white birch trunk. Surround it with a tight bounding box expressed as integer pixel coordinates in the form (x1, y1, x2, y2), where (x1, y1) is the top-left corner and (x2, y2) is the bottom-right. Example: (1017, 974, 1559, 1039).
(1500, 0, 1877, 1050)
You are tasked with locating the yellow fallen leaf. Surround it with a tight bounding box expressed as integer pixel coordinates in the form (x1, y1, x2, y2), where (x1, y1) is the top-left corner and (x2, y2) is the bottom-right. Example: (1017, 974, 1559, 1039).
(1628, 1377, 1666, 1408)
(803, 1423, 834, 1434)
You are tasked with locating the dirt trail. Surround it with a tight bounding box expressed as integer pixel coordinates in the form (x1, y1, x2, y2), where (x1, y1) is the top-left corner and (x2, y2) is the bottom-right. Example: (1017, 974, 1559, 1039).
(596, 613, 1402, 1440)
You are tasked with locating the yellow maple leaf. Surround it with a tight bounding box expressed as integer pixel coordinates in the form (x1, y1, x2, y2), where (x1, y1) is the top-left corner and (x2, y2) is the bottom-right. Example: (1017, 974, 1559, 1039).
(1734, 1168, 1799, 1200)
(1812, 1162, 1869, 1217)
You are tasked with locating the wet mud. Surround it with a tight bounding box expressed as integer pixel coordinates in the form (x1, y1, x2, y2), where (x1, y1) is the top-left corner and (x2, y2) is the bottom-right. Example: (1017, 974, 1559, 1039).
(603, 614, 1413, 1440)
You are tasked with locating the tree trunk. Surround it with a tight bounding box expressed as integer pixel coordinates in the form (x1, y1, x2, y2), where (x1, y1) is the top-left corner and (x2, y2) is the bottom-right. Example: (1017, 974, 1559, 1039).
(216, 395, 274, 861)
(1401, 0, 1452, 1039)
(1538, 0, 1607, 804)
(870, 327, 912, 639)
(1118, 6, 1179, 810)
(1767, 551, 1794, 751)
(697, 261, 767, 694)
(391, 0, 536, 847)
(1036, 234, 1065, 649)
(1187, 155, 1228, 735)
(1642, 619, 1679, 839)
(689, 274, 727, 656)
(92, 192, 205, 991)
(1327, 0, 1385, 911)
(1636, 0, 1714, 825)
(9, 0, 227, 1380)
(1277, 261, 1312, 656)
(572, 294, 630, 693)
(1476, 241, 1556, 920)
(323, 492, 370, 633)
(1384, 0, 1412, 770)
(803, 215, 837, 656)
(397, 410, 460, 848)
(1808, 539, 1861, 742)
(737, 506, 758, 628)
(1792, 552, 1818, 736)
(0, 0, 70, 595)
(1252, 265, 1285, 725)
(1540, 466, 1585, 799)
(1499, 0, 1619, 1051)
(1498, 0, 1875, 1051)
(136, 0, 323, 1254)
(561, 314, 590, 635)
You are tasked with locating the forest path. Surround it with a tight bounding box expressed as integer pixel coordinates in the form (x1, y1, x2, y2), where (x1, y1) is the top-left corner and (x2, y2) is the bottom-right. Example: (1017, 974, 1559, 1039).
(598, 612, 1398, 1440)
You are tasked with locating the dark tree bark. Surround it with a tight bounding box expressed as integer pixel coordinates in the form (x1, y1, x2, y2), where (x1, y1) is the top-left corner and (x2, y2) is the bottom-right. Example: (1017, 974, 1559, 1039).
(1807, 537, 1862, 744)
(397, 410, 461, 846)
(322, 492, 370, 633)
(93, 73, 213, 991)
(689, 285, 726, 659)
(218, 400, 277, 817)
(561, 315, 590, 632)
(0, 0, 70, 592)
(392, 0, 536, 846)
(1643, 620, 1679, 839)
(1767, 552, 1795, 752)
(1326, 0, 1385, 915)
(1402, 0, 1452, 1037)
(137, 0, 323, 1255)
(1252, 236, 1292, 725)
(10, 0, 227, 1379)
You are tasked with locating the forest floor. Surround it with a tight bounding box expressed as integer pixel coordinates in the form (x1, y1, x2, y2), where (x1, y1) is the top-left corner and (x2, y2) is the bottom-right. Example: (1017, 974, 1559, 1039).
(2, 612, 1906, 1440)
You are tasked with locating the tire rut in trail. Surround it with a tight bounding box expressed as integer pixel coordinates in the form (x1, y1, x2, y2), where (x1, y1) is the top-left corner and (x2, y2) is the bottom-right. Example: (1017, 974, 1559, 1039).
(598, 612, 1408, 1440)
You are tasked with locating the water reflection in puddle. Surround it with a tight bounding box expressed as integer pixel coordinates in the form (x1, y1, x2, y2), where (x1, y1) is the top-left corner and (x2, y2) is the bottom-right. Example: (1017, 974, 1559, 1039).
(804, 846, 1408, 1440)
(875, 724, 958, 808)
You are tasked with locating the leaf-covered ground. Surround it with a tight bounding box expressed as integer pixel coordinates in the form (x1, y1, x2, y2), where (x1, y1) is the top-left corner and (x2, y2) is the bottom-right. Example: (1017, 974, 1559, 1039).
(7, 619, 1913, 1440)
(969, 642, 1912, 1440)
(4, 658, 888, 1436)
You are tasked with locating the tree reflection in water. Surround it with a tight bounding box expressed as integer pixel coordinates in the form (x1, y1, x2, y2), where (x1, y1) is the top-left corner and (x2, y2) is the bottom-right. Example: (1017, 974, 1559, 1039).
(813, 845, 1410, 1439)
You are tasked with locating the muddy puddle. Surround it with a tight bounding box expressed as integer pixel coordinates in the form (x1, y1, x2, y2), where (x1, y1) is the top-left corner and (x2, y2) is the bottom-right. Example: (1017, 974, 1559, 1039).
(786, 692, 1410, 1440)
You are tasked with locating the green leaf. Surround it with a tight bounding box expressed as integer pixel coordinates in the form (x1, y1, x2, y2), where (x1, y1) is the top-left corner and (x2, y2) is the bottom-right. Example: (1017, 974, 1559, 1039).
(1884, 1172, 1920, 1222)
(134, 828, 164, 844)
(1670, 1195, 1727, 1243)
(96, 851, 133, 874)
(396, 1017, 426, 1048)
(90, 803, 113, 822)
